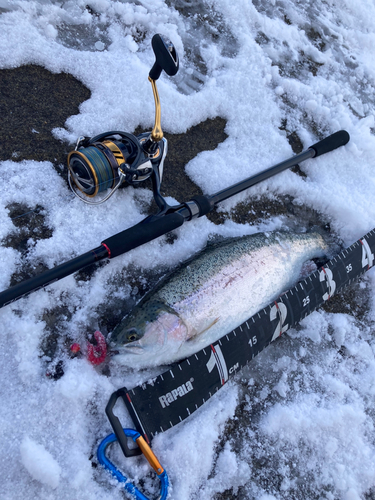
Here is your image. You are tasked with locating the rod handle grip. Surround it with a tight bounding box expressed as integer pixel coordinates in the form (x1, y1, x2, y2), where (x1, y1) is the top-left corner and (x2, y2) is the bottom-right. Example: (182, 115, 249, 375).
(102, 212, 185, 259)
(309, 130, 350, 157)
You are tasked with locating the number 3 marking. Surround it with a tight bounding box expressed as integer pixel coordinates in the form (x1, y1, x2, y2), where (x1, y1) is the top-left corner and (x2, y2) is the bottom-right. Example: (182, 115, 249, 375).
(319, 267, 336, 301)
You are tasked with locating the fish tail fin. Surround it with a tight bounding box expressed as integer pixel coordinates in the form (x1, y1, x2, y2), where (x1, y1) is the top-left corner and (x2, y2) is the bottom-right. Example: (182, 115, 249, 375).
(307, 224, 343, 258)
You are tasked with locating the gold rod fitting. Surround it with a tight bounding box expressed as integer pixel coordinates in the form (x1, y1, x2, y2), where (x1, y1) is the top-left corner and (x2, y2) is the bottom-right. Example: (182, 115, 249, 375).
(149, 76, 163, 142)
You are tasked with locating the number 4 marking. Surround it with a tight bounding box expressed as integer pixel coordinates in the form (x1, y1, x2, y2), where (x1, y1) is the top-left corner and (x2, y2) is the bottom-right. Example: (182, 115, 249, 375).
(360, 239, 374, 270)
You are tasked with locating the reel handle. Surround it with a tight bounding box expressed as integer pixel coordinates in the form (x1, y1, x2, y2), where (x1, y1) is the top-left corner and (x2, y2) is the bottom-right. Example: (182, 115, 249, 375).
(145, 35, 179, 154)
(149, 34, 179, 81)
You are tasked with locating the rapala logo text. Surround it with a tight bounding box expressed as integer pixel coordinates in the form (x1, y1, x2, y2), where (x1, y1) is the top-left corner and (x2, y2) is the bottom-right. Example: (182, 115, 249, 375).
(159, 380, 194, 408)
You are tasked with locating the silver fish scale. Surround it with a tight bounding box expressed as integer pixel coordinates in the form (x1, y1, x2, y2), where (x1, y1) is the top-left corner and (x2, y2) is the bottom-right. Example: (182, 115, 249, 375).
(155, 232, 324, 304)
(151, 232, 327, 342)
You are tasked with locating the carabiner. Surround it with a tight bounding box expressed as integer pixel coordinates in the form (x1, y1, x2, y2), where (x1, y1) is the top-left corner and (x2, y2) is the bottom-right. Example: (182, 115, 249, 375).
(97, 428, 169, 500)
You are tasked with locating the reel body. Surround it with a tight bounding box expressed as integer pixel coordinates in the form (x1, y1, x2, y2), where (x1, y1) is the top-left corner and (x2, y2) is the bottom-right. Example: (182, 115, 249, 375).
(68, 131, 167, 205)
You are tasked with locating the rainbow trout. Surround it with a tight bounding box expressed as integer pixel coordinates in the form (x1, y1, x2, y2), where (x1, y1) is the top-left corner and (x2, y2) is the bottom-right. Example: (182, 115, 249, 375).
(110, 231, 327, 367)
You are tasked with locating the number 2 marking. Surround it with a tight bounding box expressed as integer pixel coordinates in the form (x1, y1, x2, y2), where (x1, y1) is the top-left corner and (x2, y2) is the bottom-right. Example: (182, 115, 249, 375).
(270, 301, 288, 342)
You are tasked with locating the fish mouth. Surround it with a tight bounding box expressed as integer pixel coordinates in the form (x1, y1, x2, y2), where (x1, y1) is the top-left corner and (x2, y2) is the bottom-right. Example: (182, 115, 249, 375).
(110, 342, 145, 356)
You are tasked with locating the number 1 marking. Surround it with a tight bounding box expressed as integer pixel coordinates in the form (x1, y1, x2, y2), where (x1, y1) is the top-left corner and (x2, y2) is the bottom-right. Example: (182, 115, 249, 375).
(206, 344, 229, 385)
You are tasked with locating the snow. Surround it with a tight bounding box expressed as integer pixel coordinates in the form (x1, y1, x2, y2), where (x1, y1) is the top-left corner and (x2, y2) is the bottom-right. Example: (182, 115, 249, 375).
(0, 0, 375, 499)
(20, 437, 62, 489)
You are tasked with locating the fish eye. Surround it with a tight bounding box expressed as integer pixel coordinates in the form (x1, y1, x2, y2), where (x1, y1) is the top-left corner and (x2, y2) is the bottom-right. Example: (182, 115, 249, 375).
(127, 328, 139, 342)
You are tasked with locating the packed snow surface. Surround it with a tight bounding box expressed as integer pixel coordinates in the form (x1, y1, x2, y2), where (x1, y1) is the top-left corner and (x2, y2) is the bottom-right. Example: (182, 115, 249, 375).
(0, 1, 375, 499)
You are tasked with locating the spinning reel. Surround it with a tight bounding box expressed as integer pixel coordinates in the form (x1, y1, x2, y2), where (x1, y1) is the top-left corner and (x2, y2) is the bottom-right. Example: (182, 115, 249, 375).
(67, 34, 179, 205)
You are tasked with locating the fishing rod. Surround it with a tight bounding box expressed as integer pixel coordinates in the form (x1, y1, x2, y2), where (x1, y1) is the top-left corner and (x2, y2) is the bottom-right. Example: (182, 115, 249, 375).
(0, 35, 349, 309)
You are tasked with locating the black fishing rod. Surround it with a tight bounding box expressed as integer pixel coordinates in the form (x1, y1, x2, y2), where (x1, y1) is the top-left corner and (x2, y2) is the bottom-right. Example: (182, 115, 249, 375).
(0, 34, 350, 309)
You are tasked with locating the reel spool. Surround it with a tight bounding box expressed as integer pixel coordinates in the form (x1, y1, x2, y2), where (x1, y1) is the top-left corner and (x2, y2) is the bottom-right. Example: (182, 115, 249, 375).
(67, 132, 151, 205)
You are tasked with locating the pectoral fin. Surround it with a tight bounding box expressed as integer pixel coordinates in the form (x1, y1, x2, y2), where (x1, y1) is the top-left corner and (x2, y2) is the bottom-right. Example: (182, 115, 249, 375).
(188, 317, 220, 341)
